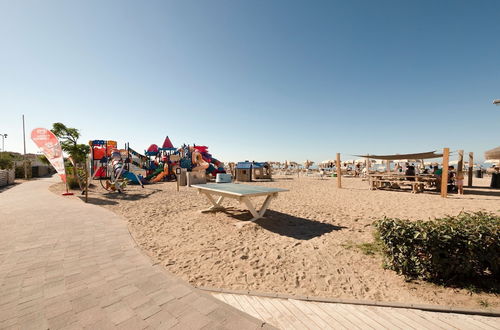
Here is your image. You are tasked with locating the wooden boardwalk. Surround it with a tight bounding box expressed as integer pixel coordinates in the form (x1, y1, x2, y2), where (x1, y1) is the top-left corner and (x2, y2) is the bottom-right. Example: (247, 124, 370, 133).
(212, 292, 500, 330)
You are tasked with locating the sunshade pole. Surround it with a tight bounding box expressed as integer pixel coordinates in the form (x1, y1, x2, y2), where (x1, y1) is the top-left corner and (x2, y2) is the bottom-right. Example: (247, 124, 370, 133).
(468, 152, 474, 187)
(336, 153, 342, 188)
(441, 148, 450, 198)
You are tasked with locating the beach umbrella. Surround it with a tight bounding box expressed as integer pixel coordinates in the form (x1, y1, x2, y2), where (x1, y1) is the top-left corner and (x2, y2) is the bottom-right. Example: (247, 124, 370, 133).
(303, 160, 314, 169)
(485, 146, 500, 160)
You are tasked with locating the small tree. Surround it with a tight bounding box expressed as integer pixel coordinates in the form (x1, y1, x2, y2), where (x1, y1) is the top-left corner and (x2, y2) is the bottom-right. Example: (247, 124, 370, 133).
(51, 123, 90, 190)
(51, 123, 90, 164)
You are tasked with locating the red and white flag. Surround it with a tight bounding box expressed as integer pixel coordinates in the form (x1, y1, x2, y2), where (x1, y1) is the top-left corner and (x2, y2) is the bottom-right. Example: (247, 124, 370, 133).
(31, 128, 66, 182)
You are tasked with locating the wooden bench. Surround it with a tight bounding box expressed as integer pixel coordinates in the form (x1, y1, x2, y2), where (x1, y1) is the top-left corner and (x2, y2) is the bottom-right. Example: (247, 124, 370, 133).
(369, 175, 438, 193)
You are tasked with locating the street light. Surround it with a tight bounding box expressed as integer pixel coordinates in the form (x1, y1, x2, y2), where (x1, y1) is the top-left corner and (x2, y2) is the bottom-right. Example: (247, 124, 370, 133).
(0, 134, 7, 151)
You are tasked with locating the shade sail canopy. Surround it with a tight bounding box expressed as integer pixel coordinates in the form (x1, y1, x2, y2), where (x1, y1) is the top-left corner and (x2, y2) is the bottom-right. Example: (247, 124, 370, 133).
(485, 147, 500, 160)
(354, 151, 443, 161)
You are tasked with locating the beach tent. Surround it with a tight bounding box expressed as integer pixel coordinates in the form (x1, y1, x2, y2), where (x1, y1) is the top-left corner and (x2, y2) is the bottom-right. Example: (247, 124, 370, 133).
(354, 151, 443, 161)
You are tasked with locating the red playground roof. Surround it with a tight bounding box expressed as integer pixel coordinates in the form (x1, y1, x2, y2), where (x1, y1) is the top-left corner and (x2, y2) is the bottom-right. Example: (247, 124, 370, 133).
(162, 136, 174, 149)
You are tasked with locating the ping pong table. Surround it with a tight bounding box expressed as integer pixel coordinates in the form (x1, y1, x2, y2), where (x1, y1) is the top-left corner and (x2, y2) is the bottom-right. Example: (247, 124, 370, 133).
(191, 183, 289, 223)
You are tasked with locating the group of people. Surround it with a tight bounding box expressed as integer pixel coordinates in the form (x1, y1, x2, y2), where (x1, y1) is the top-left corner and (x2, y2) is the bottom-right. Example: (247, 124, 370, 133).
(399, 163, 464, 194)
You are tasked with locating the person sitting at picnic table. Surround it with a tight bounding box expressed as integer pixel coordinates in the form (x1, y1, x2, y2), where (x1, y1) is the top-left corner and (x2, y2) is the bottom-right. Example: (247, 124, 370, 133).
(432, 165, 442, 176)
(432, 165, 442, 190)
(394, 163, 401, 173)
(448, 166, 456, 192)
(405, 165, 416, 181)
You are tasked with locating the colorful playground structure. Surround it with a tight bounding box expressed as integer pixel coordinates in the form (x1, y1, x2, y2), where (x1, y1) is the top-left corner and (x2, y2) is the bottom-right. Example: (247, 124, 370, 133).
(89, 136, 226, 192)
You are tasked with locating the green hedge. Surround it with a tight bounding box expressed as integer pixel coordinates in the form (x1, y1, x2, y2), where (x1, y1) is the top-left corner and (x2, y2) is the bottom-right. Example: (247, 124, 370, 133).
(375, 212, 499, 283)
(0, 153, 14, 170)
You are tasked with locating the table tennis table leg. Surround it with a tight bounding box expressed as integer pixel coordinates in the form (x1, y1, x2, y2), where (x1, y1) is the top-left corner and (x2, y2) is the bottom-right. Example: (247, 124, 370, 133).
(241, 193, 275, 222)
(200, 192, 225, 212)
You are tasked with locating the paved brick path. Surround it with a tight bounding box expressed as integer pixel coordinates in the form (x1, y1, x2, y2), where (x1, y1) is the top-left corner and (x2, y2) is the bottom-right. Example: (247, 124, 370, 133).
(0, 177, 270, 329)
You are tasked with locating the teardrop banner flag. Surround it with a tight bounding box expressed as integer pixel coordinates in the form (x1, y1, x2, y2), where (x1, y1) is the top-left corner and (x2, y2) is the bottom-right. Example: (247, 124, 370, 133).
(31, 128, 66, 182)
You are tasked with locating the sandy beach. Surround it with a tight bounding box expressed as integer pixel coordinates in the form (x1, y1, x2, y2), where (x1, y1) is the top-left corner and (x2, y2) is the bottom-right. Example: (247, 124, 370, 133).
(50, 175, 500, 311)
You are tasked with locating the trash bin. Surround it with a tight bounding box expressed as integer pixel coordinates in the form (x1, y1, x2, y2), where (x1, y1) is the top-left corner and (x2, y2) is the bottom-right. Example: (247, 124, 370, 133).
(475, 169, 483, 178)
(491, 173, 500, 188)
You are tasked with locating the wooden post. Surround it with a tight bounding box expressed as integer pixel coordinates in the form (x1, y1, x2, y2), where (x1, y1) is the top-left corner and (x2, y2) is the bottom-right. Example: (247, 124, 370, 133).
(336, 153, 341, 188)
(468, 152, 473, 187)
(386, 160, 390, 173)
(85, 161, 89, 203)
(441, 148, 450, 198)
(457, 149, 464, 176)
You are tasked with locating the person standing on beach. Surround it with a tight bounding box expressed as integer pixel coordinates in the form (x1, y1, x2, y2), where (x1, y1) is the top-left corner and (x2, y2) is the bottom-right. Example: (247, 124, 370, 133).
(456, 171, 464, 194)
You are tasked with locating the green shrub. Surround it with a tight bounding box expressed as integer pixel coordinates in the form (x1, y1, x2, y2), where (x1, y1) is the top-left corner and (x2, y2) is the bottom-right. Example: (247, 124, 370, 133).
(375, 212, 500, 283)
(66, 175, 80, 189)
(0, 153, 14, 170)
(15, 164, 32, 178)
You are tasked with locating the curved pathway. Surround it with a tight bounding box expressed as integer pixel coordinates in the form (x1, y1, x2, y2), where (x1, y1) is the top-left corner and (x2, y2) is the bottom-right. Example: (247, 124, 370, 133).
(0, 177, 270, 329)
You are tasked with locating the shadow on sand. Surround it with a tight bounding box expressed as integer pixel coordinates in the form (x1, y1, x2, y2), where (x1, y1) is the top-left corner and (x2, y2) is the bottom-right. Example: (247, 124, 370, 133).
(221, 209, 345, 240)
(79, 187, 162, 204)
(77, 196, 119, 205)
(464, 187, 500, 197)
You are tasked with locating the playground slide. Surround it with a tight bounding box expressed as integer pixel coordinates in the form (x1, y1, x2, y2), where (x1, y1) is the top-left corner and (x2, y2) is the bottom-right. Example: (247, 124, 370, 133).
(122, 171, 146, 185)
(150, 170, 168, 183)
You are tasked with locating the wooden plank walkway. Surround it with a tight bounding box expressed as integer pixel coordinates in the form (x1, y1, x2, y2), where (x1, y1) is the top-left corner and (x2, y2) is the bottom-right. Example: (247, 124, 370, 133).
(212, 293, 500, 330)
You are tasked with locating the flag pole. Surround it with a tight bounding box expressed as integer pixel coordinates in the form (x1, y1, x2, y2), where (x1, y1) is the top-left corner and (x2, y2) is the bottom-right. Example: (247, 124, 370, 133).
(22, 115, 28, 179)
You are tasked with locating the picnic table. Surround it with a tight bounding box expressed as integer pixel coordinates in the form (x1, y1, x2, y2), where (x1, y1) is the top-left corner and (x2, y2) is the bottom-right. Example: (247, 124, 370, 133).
(368, 173, 439, 193)
(191, 183, 288, 223)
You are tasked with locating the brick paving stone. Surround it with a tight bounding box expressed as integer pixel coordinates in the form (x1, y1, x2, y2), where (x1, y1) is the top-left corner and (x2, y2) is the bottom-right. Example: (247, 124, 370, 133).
(148, 289, 176, 306)
(83, 318, 117, 330)
(190, 296, 220, 315)
(47, 310, 78, 330)
(178, 292, 200, 306)
(0, 316, 19, 329)
(70, 292, 100, 313)
(207, 307, 232, 322)
(144, 309, 179, 329)
(123, 290, 151, 310)
(104, 301, 136, 325)
(114, 284, 139, 298)
(17, 310, 48, 330)
(134, 300, 161, 320)
(176, 309, 212, 329)
(222, 314, 264, 330)
(167, 284, 192, 299)
(76, 306, 107, 326)
(44, 298, 73, 319)
(115, 316, 149, 330)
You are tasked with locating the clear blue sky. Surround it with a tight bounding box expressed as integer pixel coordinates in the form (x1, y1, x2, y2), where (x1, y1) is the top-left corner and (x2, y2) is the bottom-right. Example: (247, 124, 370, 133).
(1, 0, 499, 163)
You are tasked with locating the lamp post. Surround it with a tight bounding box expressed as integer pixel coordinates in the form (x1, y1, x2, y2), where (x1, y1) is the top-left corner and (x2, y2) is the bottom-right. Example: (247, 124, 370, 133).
(0, 134, 7, 151)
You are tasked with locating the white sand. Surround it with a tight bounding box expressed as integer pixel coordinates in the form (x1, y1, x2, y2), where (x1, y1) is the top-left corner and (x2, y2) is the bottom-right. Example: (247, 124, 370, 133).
(51, 175, 500, 310)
